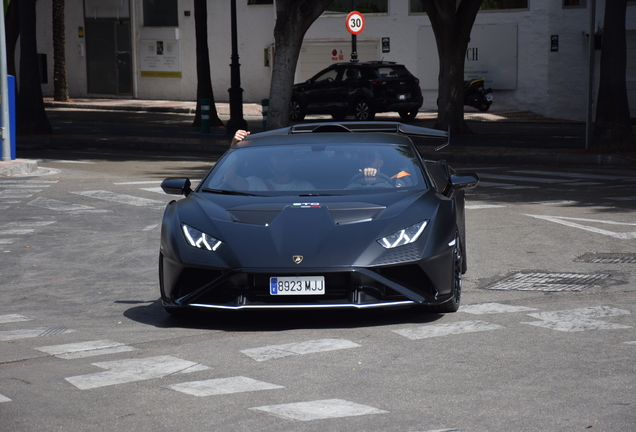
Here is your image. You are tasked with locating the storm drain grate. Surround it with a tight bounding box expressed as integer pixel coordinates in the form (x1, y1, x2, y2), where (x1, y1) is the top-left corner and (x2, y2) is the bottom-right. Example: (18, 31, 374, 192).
(485, 272, 610, 292)
(576, 253, 636, 264)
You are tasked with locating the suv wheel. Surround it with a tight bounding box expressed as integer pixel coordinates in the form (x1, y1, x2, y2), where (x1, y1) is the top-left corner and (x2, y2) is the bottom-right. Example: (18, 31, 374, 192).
(353, 100, 375, 121)
(289, 99, 305, 121)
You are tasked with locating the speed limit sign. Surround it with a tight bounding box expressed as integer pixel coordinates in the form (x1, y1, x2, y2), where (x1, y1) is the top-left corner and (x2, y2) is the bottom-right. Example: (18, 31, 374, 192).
(345, 11, 365, 35)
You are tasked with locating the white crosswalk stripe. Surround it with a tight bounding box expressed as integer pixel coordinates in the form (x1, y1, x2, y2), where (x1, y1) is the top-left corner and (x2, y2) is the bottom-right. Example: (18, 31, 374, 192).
(241, 338, 360, 362)
(0, 327, 77, 341)
(251, 399, 388, 421)
(521, 306, 632, 332)
(70, 190, 164, 207)
(35, 340, 138, 359)
(0, 394, 11, 403)
(393, 320, 504, 340)
(168, 376, 284, 397)
(0, 314, 33, 324)
(460, 303, 538, 314)
(27, 196, 100, 212)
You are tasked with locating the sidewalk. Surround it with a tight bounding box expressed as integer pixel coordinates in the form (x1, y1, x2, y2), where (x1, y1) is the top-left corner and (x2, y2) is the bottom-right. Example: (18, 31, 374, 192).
(2, 98, 635, 177)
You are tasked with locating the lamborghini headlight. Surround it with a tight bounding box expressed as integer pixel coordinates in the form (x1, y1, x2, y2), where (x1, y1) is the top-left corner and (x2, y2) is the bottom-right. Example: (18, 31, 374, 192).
(377, 220, 428, 249)
(181, 224, 222, 251)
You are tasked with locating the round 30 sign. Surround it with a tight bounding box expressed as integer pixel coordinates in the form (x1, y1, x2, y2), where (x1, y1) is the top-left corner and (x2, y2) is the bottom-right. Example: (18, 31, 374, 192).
(345, 11, 365, 35)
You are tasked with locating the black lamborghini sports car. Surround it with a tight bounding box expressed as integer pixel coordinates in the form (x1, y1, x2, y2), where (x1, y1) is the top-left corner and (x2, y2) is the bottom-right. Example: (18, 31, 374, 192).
(159, 122, 479, 316)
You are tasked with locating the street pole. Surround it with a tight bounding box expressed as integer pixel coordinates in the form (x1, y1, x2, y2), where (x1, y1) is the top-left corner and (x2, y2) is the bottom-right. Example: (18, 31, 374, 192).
(0, 2, 12, 161)
(350, 0, 358, 63)
(226, 0, 247, 135)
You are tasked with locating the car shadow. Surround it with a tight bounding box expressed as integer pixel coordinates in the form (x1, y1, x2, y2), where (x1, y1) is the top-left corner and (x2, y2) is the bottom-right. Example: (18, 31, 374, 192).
(122, 299, 447, 331)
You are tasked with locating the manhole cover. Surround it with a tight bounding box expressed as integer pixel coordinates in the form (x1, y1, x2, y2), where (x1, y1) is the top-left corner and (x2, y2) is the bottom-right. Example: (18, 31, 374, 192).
(576, 253, 636, 264)
(485, 272, 610, 292)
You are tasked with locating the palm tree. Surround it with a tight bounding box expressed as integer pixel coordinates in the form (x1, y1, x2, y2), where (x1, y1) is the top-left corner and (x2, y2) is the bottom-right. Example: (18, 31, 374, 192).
(53, 0, 69, 101)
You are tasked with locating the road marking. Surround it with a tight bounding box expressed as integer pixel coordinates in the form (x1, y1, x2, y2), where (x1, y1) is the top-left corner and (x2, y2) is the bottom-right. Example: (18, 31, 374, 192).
(2, 221, 57, 228)
(478, 173, 572, 184)
(521, 306, 631, 332)
(251, 399, 388, 421)
(0, 191, 35, 198)
(525, 214, 636, 240)
(530, 200, 578, 205)
(0, 229, 35, 235)
(460, 303, 538, 314)
(35, 340, 137, 359)
(392, 320, 504, 340)
(28, 197, 95, 212)
(143, 224, 160, 231)
(485, 272, 609, 292)
(167, 376, 284, 397)
(0, 239, 16, 244)
(511, 170, 636, 181)
(625, 341, 636, 345)
(35, 159, 95, 164)
(465, 204, 506, 209)
(0, 314, 32, 324)
(0, 327, 77, 341)
(70, 190, 164, 207)
(241, 338, 360, 362)
(0, 393, 11, 403)
(607, 196, 636, 201)
(140, 187, 165, 194)
(0, 180, 58, 184)
(113, 181, 162, 185)
(478, 181, 539, 189)
(65, 355, 210, 390)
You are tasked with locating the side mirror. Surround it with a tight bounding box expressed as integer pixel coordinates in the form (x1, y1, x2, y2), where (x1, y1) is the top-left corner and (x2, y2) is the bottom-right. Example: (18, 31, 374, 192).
(450, 173, 479, 192)
(161, 178, 192, 197)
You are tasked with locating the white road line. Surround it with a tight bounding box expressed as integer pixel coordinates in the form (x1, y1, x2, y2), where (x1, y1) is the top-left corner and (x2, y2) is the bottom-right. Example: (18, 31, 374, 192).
(525, 214, 636, 240)
(0, 180, 58, 184)
(531, 200, 578, 205)
(0, 229, 35, 235)
(35, 159, 95, 164)
(0, 239, 17, 245)
(465, 204, 506, 209)
(512, 170, 636, 181)
(2, 221, 56, 228)
(28, 197, 95, 212)
(0, 185, 50, 189)
(521, 306, 632, 332)
(607, 196, 636, 201)
(478, 173, 572, 184)
(113, 181, 162, 185)
(168, 376, 283, 397)
(142, 224, 160, 231)
(0, 327, 77, 341)
(460, 303, 538, 315)
(65, 355, 210, 390)
(35, 340, 138, 359)
(251, 399, 388, 421)
(140, 187, 165, 194)
(70, 190, 164, 207)
(0, 314, 32, 324)
(393, 320, 504, 340)
(624, 341, 636, 345)
(0, 394, 11, 403)
(0, 191, 35, 198)
(241, 338, 360, 362)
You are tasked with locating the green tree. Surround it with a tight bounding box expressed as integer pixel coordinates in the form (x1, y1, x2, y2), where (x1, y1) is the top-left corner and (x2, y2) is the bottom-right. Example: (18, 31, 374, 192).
(418, 0, 484, 134)
(192, 0, 223, 128)
(17, 0, 51, 135)
(591, 0, 635, 152)
(266, 0, 334, 130)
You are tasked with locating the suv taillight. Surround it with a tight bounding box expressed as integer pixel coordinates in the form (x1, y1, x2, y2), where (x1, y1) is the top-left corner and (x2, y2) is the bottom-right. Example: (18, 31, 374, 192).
(371, 81, 388, 87)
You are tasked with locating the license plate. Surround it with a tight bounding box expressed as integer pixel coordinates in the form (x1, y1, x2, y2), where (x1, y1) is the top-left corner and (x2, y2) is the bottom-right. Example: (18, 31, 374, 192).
(398, 93, 411, 100)
(485, 93, 493, 101)
(270, 276, 325, 295)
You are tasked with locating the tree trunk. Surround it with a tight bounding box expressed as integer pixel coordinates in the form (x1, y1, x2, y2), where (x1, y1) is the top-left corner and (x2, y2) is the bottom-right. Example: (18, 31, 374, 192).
(53, 0, 69, 102)
(421, 0, 483, 134)
(192, 0, 223, 128)
(267, 0, 333, 130)
(17, 0, 52, 135)
(591, 0, 635, 153)
(5, 0, 19, 77)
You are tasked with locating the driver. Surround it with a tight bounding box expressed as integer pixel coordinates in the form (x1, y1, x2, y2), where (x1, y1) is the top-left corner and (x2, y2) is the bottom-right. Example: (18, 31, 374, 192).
(348, 149, 409, 188)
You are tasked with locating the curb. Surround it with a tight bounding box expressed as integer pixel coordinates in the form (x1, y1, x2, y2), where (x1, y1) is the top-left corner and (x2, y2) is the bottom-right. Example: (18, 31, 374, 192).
(0, 159, 39, 177)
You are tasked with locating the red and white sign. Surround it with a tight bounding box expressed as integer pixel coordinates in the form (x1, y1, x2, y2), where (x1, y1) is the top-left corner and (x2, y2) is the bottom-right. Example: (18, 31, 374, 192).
(345, 11, 365, 35)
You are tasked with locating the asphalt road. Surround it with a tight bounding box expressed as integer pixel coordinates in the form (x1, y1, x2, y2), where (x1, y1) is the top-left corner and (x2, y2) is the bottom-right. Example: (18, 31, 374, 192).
(1, 115, 635, 432)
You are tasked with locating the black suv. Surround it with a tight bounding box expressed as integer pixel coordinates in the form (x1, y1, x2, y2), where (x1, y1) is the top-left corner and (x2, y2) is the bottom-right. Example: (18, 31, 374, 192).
(289, 61, 423, 122)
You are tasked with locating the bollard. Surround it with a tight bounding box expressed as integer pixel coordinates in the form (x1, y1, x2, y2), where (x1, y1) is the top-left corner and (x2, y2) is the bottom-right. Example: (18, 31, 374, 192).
(201, 98, 210, 133)
(261, 98, 269, 131)
(9, 75, 15, 160)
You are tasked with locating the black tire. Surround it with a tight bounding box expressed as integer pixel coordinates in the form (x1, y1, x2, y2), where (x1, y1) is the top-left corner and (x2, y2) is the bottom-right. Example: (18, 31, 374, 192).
(419, 232, 462, 313)
(289, 98, 305, 121)
(353, 100, 375, 121)
(398, 110, 418, 121)
(477, 100, 491, 112)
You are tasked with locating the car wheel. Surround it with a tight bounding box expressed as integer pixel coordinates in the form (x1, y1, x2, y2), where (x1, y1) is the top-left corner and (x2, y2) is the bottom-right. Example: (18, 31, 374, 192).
(289, 99, 305, 121)
(398, 110, 418, 121)
(420, 232, 462, 314)
(353, 100, 375, 121)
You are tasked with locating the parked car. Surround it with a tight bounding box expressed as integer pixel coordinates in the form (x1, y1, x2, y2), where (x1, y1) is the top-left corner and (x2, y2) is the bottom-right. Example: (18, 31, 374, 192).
(289, 62, 424, 122)
(159, 122, 479, 317)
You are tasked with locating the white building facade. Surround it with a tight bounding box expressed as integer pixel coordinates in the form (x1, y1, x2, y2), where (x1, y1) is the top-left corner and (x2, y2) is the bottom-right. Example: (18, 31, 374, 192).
(32, 0, 636, 121)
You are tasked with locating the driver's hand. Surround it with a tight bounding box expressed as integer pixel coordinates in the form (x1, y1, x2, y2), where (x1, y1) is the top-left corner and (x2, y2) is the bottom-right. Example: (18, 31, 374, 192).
(360, 167, 378, 182)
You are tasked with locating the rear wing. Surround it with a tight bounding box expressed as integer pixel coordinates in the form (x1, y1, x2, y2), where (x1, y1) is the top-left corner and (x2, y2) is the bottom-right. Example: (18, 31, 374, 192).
(252, 122, 450, 150)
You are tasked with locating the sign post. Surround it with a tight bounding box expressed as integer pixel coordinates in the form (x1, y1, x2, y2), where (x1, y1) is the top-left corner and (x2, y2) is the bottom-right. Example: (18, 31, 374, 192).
(345, 11, 365, 63)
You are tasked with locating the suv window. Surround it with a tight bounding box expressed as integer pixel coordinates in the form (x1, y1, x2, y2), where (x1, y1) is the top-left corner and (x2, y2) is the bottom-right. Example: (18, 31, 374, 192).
(313, 69, 339, 83)
(375, 66, 411, 78)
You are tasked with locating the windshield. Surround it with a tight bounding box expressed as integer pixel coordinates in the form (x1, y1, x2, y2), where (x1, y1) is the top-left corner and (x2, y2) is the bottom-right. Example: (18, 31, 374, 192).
(202, 143, 427, 195)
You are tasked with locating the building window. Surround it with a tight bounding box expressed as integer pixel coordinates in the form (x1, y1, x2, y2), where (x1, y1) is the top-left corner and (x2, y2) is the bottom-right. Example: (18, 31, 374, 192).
(563, 0, 586, 7)
(410, 0, 528, 13)
(248, 0, 273, 4)
(143, 0, 178, 27)
(325, 0, 388, 14)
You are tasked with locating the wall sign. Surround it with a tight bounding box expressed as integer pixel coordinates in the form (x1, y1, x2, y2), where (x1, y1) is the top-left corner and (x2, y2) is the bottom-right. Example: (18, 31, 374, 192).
(140, 40, 182, 78)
